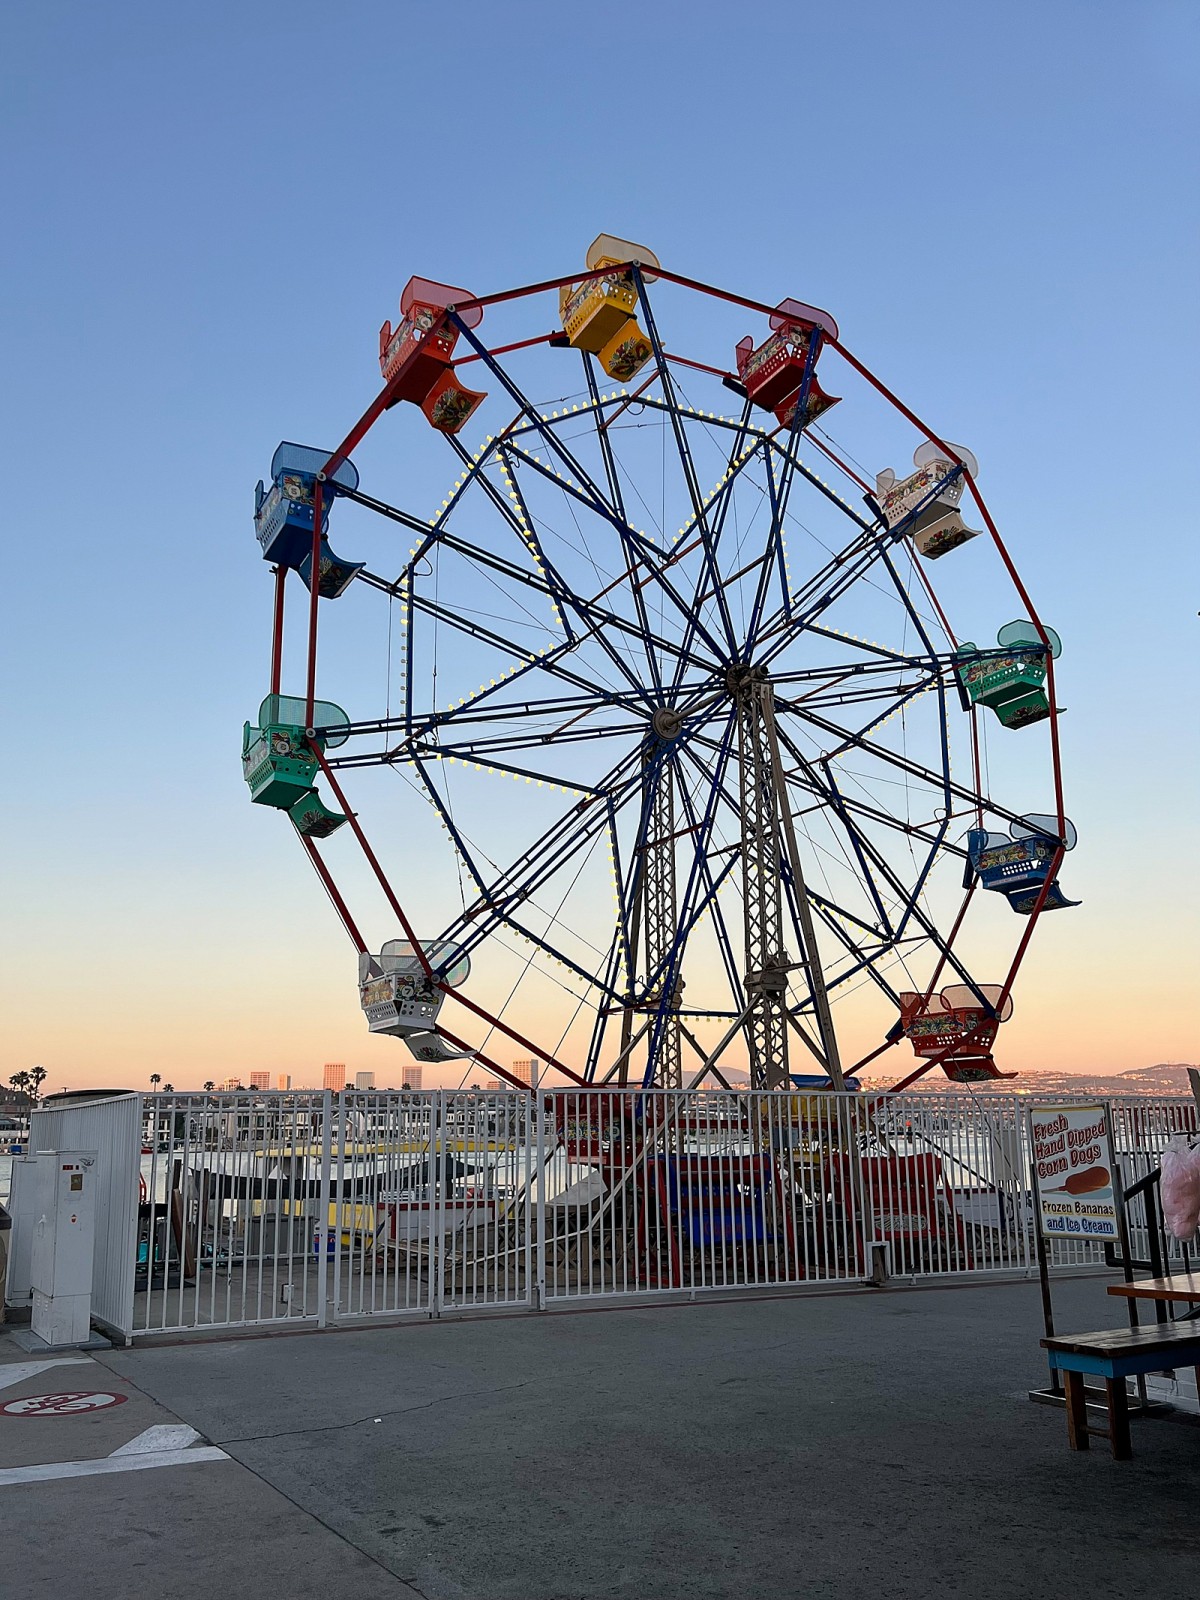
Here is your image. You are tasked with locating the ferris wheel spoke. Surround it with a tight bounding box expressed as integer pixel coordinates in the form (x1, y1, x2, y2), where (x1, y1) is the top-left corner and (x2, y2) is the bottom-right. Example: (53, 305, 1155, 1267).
(433, 748, 646, 954)
(416, 722, 645, 761)
(669, 399, 764, 691)
(433, 444, 654, 704)
(402, 589, 647, 713)
(632, 269, 740, 659)
(465, 444, 727, 673)
(756, 539, 905, 663)
(799, 758, 976, 985)
(766, 434, 875, 532)
(502, 441, 732, 665)
(444, 435, 643, 693)
(427, 531, 722, 681)
(774, 717, 954, 927)
(579, 353, 668, 696)
(447, 312, 629, 525)
(783, 759, 966, 861)
(780, 700, 1000, 825)
(789, 625, 943, 667)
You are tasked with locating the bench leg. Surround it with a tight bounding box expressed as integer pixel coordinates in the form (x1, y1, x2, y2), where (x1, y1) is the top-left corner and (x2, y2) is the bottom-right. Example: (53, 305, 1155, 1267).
(1105, 1376, 1132, 1460)
(1063, 1370, 1090, 1450)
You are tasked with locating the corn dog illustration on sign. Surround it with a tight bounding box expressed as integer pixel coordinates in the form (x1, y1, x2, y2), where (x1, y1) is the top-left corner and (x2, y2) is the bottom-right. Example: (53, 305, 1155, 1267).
(1028, 1103, 1118, 1238)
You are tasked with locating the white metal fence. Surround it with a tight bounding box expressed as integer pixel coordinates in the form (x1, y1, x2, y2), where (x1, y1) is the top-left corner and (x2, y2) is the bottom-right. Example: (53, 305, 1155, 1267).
(127, 1088, 1198, 1336)
(10, 1088, 1186, 1341)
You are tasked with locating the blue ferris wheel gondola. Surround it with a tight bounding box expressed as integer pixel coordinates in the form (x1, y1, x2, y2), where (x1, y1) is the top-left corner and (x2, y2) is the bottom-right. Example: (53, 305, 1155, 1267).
(967, 813, 1080, 914)
(253, 441, 361, 576)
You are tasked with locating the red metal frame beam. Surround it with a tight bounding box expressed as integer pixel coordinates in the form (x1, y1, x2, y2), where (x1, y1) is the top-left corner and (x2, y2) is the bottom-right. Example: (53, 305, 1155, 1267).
(441, 987, 588, 1087)
(435, 1025, 544, 1093)
(309, 743, 589, 1082)
(452, 330, 560, 367)
(304, 480, 323, 730)
(270, 564, 287, 696)
(299, 834, 368, 953)
(825, 333, 1065, 838)
(309, 742, 433, 978)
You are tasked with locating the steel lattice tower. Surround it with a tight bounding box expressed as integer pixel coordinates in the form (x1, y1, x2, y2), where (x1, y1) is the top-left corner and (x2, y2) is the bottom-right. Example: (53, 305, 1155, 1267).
(642, 735, 683, 1089)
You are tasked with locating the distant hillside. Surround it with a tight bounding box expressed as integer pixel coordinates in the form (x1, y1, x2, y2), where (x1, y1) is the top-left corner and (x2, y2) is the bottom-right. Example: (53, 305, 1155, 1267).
(862, 1063, 1197, 1096)
(1112, 1064, 1197, 1092)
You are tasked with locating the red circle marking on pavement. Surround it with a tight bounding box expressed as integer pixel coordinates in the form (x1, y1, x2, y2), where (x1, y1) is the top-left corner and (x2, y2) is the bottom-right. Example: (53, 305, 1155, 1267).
(3, 1391, 129, 1416)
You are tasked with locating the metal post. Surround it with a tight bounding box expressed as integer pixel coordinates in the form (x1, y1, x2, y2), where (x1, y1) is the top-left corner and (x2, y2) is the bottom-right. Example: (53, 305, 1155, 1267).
(269, 564, 286, 696)
(316, 1090, 331, 1329)
(1026, 1106, 1059, 1393)
(433, 1091, 444, 1317)
(534, 1087, 546, 1310)
(332, 1093, 346, 1319)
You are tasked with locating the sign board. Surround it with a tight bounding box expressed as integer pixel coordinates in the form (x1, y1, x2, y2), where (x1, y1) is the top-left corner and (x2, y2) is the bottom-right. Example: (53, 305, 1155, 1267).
(1028, 1102, 1118, 1240)
(3, 1391, 128, 1416)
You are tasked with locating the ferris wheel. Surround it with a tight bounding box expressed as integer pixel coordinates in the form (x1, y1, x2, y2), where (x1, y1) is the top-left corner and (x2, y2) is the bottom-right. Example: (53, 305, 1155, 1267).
(241, 236, 1076, 1094)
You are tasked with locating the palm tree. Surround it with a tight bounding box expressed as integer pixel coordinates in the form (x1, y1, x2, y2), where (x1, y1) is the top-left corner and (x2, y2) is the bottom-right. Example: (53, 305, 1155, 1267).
(149, 1073, 161, 1090)
(161, 1083, 174, 1093)
(10, 1068, 47, 1106)
(203, 1081, 215, 1094)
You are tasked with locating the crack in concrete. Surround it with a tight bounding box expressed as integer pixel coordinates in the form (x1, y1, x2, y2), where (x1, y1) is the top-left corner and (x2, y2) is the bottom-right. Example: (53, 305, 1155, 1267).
(215, 1378, 536, 1445)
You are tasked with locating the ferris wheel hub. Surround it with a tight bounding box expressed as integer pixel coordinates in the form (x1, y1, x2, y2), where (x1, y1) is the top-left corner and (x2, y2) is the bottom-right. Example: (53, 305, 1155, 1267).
(651, 707, 683, 741)
(724, 662, 769, 696)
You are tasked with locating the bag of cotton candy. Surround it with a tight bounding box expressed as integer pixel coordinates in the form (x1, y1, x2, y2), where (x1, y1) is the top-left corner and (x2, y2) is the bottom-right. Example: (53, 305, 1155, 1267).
(1160, 1134, 1200, 1241)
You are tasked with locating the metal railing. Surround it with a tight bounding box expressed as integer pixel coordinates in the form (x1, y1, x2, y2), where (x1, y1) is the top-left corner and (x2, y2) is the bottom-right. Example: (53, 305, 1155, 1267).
(119, 1088, 1196, 1338)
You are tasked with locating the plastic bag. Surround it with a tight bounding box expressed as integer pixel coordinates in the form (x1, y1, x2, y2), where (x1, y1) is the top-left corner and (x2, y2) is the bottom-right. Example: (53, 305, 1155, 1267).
(1160, 1134, 1200, 1242)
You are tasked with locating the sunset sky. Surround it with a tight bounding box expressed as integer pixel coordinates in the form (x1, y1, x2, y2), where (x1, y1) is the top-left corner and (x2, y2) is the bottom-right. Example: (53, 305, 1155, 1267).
(3, 1, 1197, 1094)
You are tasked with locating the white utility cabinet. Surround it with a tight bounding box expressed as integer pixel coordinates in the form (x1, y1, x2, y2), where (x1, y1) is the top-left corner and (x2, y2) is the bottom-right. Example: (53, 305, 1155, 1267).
(31, 1149, 98, 1346)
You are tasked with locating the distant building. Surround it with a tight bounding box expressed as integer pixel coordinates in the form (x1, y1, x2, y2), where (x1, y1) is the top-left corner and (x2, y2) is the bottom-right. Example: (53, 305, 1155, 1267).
(355, 1071, 375, 1090)
(223, 1077, 243, 1092)
(249, 1071, 271, 1091)
(278, 1074, 292, 1091)
(403, 1066, 423, 1091)
(485, 1078, 504, 1092)
(323, 1063, 347, 1091)
(511, 1058, 538, 1087)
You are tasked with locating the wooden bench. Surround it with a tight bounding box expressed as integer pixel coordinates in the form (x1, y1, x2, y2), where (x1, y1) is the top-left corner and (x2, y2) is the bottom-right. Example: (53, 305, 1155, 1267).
(1041, 1324, 1200, 1459)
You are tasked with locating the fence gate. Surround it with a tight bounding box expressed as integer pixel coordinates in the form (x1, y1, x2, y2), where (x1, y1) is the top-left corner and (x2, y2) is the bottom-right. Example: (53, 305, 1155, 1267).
(113, 1088, 1197, 1338)
(331, 1090, 537, 1320)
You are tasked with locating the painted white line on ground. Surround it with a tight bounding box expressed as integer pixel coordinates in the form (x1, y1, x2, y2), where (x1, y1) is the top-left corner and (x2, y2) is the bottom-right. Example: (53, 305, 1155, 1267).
(0, 1425, 228, 1487)
(0, 1446, 230, 1486)
(0, 1359, 94, 1393)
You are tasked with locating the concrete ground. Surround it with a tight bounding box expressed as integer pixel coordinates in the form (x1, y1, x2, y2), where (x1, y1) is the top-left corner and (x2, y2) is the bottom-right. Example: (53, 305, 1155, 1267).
(2, 1274, 1197, 1598)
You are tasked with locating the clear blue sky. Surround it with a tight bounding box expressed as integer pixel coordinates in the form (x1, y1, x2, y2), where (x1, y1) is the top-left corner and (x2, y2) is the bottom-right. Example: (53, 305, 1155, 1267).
(2, 0, 1196, 1090)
